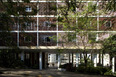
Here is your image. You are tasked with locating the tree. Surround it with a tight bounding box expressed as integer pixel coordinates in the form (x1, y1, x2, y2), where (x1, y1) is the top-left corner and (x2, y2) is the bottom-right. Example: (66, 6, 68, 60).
(58, 0, 116, 67)
(102, 34, 116, 67)
(58, 0, 99, 67)
(0, 0, 37, 68)
(98, 0, 116, 67)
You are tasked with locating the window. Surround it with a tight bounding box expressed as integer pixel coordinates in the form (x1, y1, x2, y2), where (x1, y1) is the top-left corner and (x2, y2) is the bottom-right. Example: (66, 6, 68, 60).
(24, 22, 31, 26)
(26, 53, 30, 59)
(43, 21, 51, 27)
(44, 36, 51, 43)
(13, 23, 17, 29)
(25, 6, 32, 12)
(24, 22, 32, 30)
(105, 21, 112, 27)
(24, 36, 32, 42)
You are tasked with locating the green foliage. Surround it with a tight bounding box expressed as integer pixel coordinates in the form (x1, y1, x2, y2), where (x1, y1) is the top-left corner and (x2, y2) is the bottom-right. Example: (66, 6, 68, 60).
(88, 32, 97, 43)
(59, 64, 66, 69)
(32, 64, 39, 69)
(0, 49, 27, 68)
(0, 13, 13, 31)
(65, 0, 76, 12)
(49, 35, 57, 42)
(88, 2, 97, 13)
(78, 17, 97, 30)
(58, 16, 64, 22)
(106, 0, 116, 12)
(113, 72, 116, 76)
(76, 59, 110, 75)
(102, 34, 116, 56)
(67, 32, 76, 42)
(76, 65, 110, 75)
(0, 32, 17, 46)
(11, 60, 27, 69)
(79, 58, 94, 67)
(0, 0, 37, 48)
(104, 70, 113, 76)
(59, 63, 76, 72)
(51, 23, 56, 27)
(50, 5, 57, 11)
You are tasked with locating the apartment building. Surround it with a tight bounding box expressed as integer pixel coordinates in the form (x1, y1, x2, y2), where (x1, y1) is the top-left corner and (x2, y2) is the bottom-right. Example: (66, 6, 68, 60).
(0, 0, 116, 72)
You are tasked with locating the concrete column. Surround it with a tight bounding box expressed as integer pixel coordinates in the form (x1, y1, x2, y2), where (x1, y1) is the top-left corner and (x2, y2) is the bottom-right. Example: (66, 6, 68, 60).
(21, 52, 24, 61)
(112, 57, 115, 73)
(44, 53, 47, 68)
(39, 52, 42, 70)
(76, 53, 80, 67)
(58, 54, 60, 68)
(94, 54, 97, 67)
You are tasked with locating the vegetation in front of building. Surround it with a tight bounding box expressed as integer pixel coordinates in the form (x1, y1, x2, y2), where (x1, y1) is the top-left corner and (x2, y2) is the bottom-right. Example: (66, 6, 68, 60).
(0, 49, 27, 69)
(58, 0, 116, 76)
(59, 34, 116, 76)
(59, 61, 113, 76)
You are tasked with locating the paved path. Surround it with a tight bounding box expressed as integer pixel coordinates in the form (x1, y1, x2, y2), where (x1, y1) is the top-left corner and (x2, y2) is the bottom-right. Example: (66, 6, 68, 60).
(0, 68, 110, 77)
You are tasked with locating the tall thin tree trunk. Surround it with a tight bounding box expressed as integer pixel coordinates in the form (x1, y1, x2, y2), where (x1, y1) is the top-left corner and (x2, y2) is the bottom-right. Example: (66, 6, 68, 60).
(72, 53, 73, 67)
(69, 53, 70, 63)
(99, 52, 101, 64)
(102, 53, 104, 66)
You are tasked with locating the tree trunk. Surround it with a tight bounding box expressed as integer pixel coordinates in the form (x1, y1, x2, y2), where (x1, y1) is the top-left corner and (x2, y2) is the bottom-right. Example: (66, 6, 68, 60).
(102, 53, 104, 66)
(72, 53, 74, 67)
(99, 52, 101, 64)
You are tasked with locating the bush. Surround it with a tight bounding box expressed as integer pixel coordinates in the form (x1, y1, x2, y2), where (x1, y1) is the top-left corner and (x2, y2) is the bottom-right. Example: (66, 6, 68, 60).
(59, 63, 76, 72)
(11, 60, 27, 69)
(96, 66, 110, 75)
(104, 70, 113, 76)
(59, 64, 66, 69)
(76, 66, 86, 73)
(32, 64, 39, 69)
(76, 64, 110, 75)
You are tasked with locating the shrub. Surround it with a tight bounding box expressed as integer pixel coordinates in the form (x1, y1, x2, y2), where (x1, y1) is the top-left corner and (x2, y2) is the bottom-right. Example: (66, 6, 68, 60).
(59, 64, 66, 69)
(59, 63, 76, 72)
(32, 64, 39, 69)
(104, 70, 113, 76)
(76, 63, 110, 75)
(11, 60, 27, 69)
(76, 66, 86, 73)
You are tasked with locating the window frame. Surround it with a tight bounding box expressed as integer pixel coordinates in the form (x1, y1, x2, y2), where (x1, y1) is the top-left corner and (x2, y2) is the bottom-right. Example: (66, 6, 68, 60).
(25, 6, 32, 12)
(44, 36, 51, 43)
(105, 21, 112, 27)
(24, 36, 32, 43)
(24, 22, 33, 30)
(43, 21, 51, 27)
